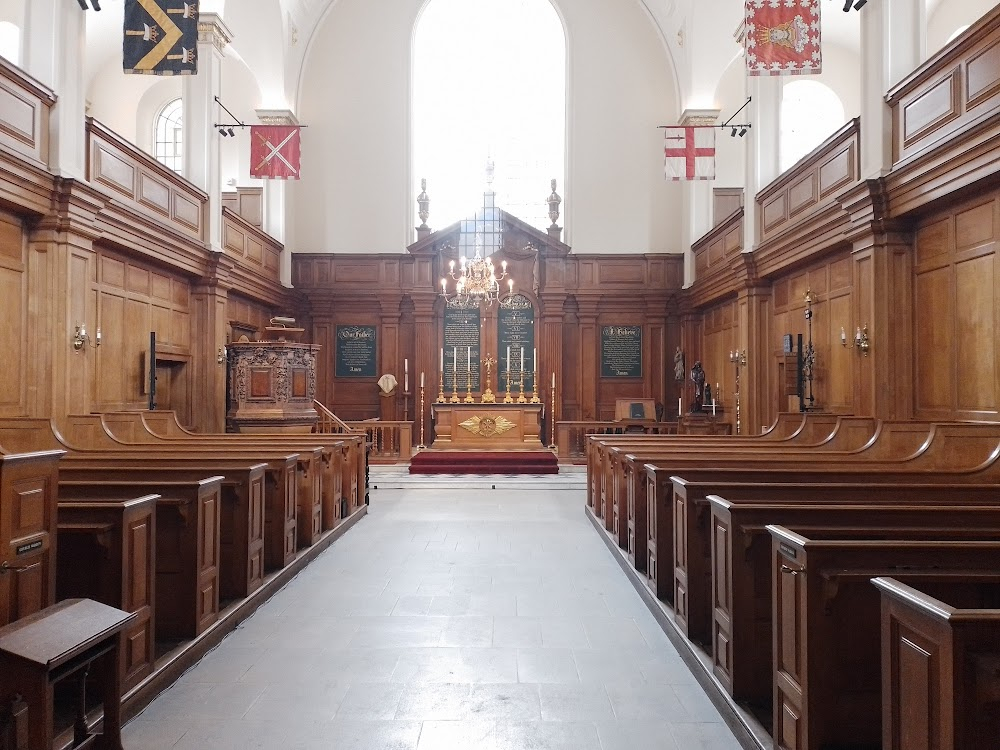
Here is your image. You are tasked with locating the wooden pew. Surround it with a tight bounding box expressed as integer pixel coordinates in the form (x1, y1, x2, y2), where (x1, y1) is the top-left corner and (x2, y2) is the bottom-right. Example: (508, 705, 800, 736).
(769, 526, 1000, 750)
(56, 495, 158, 693)
(873, 577, 1000, 750)
(58, 478, 223, 641)
(0, 419, 299, 572)
(618, 417, 879, 566)
(0, 441, 64, 628)
(133, 409, 367, 524)
(59, 471, 264, 602)
(708, 496, 1000, 716)
(638, 423, 1000, 618)
(97, 412, 342, 542)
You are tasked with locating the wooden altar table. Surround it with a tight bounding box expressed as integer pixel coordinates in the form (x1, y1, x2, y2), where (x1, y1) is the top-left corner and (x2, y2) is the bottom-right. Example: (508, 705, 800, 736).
(431, 403, 543, 449)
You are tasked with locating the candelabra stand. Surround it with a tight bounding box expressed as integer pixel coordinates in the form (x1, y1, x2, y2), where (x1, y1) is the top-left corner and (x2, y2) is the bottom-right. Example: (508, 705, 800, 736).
(417, 384, 426, 449)
(516, 370, 527, 403)
(449, 359, 460, 403)
(549, 380, 557, 449)
(802, 289, 816, 411)
(503, 371, 514, 403)
(529, 366, 540, 403)
(729, 349, 747, 435)
(464, 365, 474, 403)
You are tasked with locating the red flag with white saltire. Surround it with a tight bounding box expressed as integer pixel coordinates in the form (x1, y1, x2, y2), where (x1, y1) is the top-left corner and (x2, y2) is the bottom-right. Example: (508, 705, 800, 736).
(745, 0, 822, 76)
(663, 126, 715, 181)
(250, 125, 302, 180)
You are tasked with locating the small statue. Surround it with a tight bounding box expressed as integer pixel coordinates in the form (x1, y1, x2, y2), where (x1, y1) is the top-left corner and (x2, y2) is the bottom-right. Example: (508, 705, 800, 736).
(690, 361, 706, 412)
(674, 346, 685, 382)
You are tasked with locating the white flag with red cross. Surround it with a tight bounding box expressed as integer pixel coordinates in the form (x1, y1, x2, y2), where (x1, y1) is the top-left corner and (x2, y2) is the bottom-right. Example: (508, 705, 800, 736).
(663, 126, 715, 181)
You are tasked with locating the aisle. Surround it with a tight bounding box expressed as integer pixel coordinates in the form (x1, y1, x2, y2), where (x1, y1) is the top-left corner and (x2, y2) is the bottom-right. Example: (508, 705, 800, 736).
(123, 484, 743, 750)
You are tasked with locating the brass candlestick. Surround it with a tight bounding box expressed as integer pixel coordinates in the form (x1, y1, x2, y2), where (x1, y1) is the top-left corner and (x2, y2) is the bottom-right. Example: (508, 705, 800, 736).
(549, 378, 557, 449)
(503, 368, 514, 403)
(436, 373, 446, 404)
(481, 355, 497, 403)
(464, 362, 474, 403)
(730, 349, 747, 435)
(418, 383, 426, 448)
(529, 364, 540, 403)
(516, 369, 527, 403)
(449, 355, 460, 403)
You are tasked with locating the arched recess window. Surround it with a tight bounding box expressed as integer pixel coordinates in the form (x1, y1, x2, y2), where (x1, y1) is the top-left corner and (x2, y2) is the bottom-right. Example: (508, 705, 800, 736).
(154, 99, 183, 174)
(780, 81, 845, 172)
(0, 22, 20, 65)
(413, 0, 565, 236)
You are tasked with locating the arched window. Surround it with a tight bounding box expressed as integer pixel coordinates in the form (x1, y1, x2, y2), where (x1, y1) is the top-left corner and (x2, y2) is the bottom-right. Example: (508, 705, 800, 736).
(0, 22, 20, 65)
(780, 81, 845, 172)
(413, 0, 565, 236)
(154, 99, 183, 174)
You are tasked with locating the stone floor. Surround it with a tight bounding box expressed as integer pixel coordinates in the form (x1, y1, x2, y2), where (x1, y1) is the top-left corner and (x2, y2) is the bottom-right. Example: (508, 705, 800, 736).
(123, 480, 744, 750)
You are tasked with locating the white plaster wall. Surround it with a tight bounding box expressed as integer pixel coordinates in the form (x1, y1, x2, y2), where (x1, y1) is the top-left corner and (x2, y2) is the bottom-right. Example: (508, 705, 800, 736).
(712, 54, 747, 194)
(291, 0, 682, 255)
(926, 0, 997, 55)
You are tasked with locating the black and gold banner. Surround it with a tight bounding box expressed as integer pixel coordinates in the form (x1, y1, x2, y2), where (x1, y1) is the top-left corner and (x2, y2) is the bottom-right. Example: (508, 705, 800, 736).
(124, 0, 198, 76)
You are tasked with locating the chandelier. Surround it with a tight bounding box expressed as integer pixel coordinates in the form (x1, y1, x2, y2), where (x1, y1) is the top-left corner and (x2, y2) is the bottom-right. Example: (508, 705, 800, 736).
(440, 243, 513, 308)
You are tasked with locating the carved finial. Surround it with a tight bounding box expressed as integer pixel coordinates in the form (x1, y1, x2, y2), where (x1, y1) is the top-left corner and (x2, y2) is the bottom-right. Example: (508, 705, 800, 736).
(417, 178, 430, 230)
(547, 179, 562, 228)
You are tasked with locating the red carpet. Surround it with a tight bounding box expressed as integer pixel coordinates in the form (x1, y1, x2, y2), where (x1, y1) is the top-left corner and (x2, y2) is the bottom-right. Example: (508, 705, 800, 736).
(409, 450, 559, 475)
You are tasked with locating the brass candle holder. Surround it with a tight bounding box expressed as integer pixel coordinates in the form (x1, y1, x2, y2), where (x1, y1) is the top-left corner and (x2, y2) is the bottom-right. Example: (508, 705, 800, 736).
(418, 382, 426, 448)
(464, 363, 474, 403)
(449, 356, 460, 403)
(549, 378, 557, 449)
(503, 369, 514, 403)
(529, 365, 540, 404)
(481, 355, 497, 403)
(516, 369, 527, 403)
(436, 373, 446, 404)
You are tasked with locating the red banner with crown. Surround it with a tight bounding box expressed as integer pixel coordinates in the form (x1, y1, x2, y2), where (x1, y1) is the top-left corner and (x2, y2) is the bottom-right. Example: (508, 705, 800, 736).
(745, 0, 822, 76)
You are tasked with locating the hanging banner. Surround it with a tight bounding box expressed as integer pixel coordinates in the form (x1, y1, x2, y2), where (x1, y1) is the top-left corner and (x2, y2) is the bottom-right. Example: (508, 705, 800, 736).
(663, 126, 716, 181)
(745, 0, 822, 76)
(124, 0, 198, 76)
(250, 126, 303, 180)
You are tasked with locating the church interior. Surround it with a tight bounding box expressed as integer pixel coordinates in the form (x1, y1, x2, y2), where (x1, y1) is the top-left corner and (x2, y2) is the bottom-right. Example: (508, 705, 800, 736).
(1, 0, 1000, 748)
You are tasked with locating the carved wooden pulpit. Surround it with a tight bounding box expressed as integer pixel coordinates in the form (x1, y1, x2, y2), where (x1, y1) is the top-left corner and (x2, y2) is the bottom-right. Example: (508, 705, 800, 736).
(227, 339, 321, 433)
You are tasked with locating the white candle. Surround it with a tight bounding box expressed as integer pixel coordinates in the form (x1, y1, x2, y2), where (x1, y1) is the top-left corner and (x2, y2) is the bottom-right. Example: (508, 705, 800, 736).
(533, 347, 537, 372)
(467, 346, 471, 371)
(678, 396, 682, 414)
(552, 372, 555, 388)
(453, 346, 457, 372)
(421, 372, 424, 388)
(404, 371, 408, 391)
(404, 358, 408, 374)
(440, 348, 443, 373)
(712, 401, 716, 417)
(507, 346, 511, 374)
(520, 347, 524, 373)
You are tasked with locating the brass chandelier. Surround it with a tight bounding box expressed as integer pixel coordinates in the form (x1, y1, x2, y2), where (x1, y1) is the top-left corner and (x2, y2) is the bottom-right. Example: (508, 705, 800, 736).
(440, 243, 512, 308)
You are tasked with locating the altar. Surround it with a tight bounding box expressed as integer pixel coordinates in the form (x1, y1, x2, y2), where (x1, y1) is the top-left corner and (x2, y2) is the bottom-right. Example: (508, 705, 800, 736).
(431, 403, 543, 449)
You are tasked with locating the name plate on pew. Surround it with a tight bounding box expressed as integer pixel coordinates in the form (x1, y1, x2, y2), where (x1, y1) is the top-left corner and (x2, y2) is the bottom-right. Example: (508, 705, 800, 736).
(15, 539, 43, 556)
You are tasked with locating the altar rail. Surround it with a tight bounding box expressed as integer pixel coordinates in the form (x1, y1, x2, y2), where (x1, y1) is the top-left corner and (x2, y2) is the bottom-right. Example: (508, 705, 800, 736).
(345, 421, 413, 463)
(313, 401, 363, 434)
(556, 420, 676, 462)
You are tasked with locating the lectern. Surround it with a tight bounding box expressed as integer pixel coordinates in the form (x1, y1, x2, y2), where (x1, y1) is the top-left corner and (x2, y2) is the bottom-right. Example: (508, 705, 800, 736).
(0, 598, 136, 750)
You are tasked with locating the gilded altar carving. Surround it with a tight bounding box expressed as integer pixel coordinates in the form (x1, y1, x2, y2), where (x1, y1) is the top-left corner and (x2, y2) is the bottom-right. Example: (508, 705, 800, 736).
(458, 414, 516, 437)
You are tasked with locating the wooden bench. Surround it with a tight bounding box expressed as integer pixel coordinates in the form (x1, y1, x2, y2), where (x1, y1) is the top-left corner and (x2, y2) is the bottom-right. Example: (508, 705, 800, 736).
(60, 472, 265, 603)
(59, 478, 223, 641)
(873, 576, 1000, 750)
(56, 495, 158, 693)
(133, 409, 367, 524)
(615, 417, 879, 565)
(708, 496, 1000, 715)
(769, 526, 1000, 750)
(0, 442, 64, 628)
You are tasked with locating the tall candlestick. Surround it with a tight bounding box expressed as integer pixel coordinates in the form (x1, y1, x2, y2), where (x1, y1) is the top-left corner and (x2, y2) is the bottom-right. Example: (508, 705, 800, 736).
(405, 371, 408, 391)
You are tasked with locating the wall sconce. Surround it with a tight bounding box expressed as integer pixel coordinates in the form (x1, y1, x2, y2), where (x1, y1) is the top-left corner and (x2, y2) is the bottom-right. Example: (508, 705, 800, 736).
(72, 323, 101, 351)
(840, 325, 870, 356)
(217, 346, 228, 365)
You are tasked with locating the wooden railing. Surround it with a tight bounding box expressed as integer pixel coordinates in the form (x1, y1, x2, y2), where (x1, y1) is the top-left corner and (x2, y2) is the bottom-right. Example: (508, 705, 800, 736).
(345, 421, 414, 463)
(222, 207, 282, 287)
(556, 420, 677, 462)
(0, 57, 55, 167)
(313, 400, 362, 434)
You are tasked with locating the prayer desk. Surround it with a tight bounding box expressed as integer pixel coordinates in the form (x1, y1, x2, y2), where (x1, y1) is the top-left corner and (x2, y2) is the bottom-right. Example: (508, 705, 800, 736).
(0, 598, 136, 750)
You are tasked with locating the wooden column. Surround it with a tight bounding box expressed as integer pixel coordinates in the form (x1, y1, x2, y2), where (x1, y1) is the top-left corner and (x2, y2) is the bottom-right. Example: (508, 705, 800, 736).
(25, 178, 105, 421)
(191, 255, 232, 433)
(576, 297, 600, 419)
(644, 298, 667, 407)
(379, 294, 402, 402)
(842, 180, 915, 419)
(738, 282, 772, 435)
(539, 292, 566, 444)
(411, 294, 437, 443)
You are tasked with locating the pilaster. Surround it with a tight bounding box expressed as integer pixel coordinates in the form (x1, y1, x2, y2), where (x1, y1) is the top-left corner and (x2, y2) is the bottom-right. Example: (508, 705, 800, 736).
(539, 292, 567, 442)
(679, 109, 720, 287)
(576, 298, 600, 420)
(410, 295, 437, 444)
(737, 271, 771, 434)
(191, 254, 234, 432)
(184, 13, 231, 254)
(743, 76, 781, 253)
